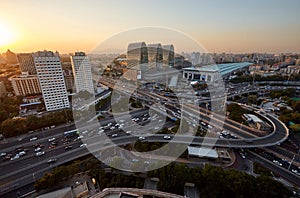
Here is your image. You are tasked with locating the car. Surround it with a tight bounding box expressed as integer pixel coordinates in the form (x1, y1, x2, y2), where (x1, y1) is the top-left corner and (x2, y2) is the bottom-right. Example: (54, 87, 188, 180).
(65, 146, 72, 150)
(47, 158, 57, 163)
(163, 135, 171, 140)
(80, 143, 87, 147)
(16, 146, 25, 152)
(200, 122, 207, 126)
(126, 131, 131, 134)
(82, 130, 88, 134)
(292, 169, 298, 173)
(0, 152, 6, 157)
(10, 154, 20, 160)
(4, 154, 12, 161)
(36, 151, 45, 156)
(19, 151, 26, 156)
(34, 147, 42, 152)
(98, 130, 104, 134)
(138, 136, 145, 141)
(273, 160, 282, 166)
(244, 140, 253, 143)
(111, 134, 118, 138)
(48, 137, 56, 142)
(30, 137, 38, 141)
(240, 153, 246, 159)
(132, 159, 139, 163)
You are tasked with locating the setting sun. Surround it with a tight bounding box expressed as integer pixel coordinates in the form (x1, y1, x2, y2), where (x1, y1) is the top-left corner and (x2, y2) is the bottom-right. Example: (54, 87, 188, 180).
(0, 23, 13, 46)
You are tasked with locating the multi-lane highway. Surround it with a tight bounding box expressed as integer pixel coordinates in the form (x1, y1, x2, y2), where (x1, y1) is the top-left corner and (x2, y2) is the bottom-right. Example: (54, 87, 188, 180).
(0, 79, 296, 197)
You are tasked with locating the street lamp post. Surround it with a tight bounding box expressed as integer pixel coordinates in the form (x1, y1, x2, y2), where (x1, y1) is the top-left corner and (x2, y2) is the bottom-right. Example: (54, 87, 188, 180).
(32, 172, 35, 182)
(288, 149, 300, 171)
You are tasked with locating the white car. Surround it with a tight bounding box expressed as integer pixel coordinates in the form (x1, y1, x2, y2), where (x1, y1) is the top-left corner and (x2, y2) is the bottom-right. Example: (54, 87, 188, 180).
(34, 147, 42, 152)
(47, 158, 57, 163)
(163, 135, 171, 140)
(30, 137, 38, 141)
(0, 152, 6, 157)
(111, 134, 118, 138)
(80, 143, 87, 147)
(126, 131, 131, 134)
(36, 151, 45, 156)
(10, 154, 20, 161)
(48, 137, 56, 142)
(98, 129, 104, 133)
(19, 151, 26, 156)
(138, 136, 145, 141)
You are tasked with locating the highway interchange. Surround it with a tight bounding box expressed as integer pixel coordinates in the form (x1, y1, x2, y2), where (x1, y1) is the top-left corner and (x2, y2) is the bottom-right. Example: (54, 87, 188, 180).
(0, 80, 299, 197)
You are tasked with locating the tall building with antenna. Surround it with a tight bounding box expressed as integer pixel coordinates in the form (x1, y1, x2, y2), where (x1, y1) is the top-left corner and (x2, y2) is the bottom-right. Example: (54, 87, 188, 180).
(70, 52, 94, 94)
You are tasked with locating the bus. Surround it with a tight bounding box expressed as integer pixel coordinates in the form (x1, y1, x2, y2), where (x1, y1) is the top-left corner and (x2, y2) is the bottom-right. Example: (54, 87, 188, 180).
(64, 129, 79, 137)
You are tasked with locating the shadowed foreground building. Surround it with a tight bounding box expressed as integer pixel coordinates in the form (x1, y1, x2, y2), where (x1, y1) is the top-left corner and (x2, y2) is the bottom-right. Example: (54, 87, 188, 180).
(17, 53, 37, 75)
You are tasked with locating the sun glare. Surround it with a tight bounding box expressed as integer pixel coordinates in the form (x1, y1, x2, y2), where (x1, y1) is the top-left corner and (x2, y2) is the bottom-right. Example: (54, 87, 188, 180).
(0, 23, 14, 46)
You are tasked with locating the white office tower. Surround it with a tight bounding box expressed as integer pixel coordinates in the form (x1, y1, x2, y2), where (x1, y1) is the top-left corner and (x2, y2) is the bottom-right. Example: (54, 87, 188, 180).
(33, 51, 70, 111)
(70, 52, 94, 94)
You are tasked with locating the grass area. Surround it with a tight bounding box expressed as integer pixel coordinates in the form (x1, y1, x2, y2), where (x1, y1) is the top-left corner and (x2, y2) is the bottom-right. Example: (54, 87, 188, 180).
(253, 162, 272, 176)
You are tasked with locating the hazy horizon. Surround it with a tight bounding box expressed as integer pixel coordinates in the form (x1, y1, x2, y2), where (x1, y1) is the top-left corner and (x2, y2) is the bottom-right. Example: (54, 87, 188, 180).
(0, 0, 300, 54)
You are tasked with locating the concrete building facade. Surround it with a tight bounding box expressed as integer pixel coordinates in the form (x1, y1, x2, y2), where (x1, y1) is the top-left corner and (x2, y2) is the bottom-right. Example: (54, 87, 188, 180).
(34, 51, 70, 111)
(10, 73, 41, 96)
(70, 52, 94, 94)
(17, 53, 37, 75)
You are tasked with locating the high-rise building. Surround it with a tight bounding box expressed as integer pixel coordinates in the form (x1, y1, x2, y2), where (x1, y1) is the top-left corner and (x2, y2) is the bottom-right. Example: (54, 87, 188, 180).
(17, 53, 37, 75)
(147, 43, 163, 70)
(5, 49, 18, 65)
(127, 42, 148, 72)
(190, 52, 200, 66)
(162, 45, 174, 67)
(70, 52, 94, 94)
(63, 69, 75, 92)
(10, 73, 41, 96)
(33, 51, 70, 111)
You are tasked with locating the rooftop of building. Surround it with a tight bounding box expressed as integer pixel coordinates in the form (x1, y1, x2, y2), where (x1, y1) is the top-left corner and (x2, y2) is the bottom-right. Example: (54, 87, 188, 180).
(243, 114, 263, 123)
(183, 62, 253, 76)
(187, 146, 218, 159)
(74, 52, 86, 56)
(33, 50, 59, 57)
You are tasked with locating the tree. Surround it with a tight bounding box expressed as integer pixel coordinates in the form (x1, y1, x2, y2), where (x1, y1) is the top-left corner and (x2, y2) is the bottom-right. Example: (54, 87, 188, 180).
(247, 95, 257, 105)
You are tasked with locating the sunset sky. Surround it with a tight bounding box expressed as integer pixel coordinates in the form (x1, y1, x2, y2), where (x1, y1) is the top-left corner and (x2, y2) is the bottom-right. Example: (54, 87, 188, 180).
(0, 0, 300, 54)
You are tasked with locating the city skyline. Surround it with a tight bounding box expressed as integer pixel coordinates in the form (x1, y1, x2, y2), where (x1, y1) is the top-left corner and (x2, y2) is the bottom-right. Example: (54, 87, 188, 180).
(0, 0, 299, 54)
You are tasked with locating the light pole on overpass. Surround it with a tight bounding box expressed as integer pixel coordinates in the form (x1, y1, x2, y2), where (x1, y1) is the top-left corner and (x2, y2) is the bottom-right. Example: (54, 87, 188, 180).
(288, 149, 300, 171)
